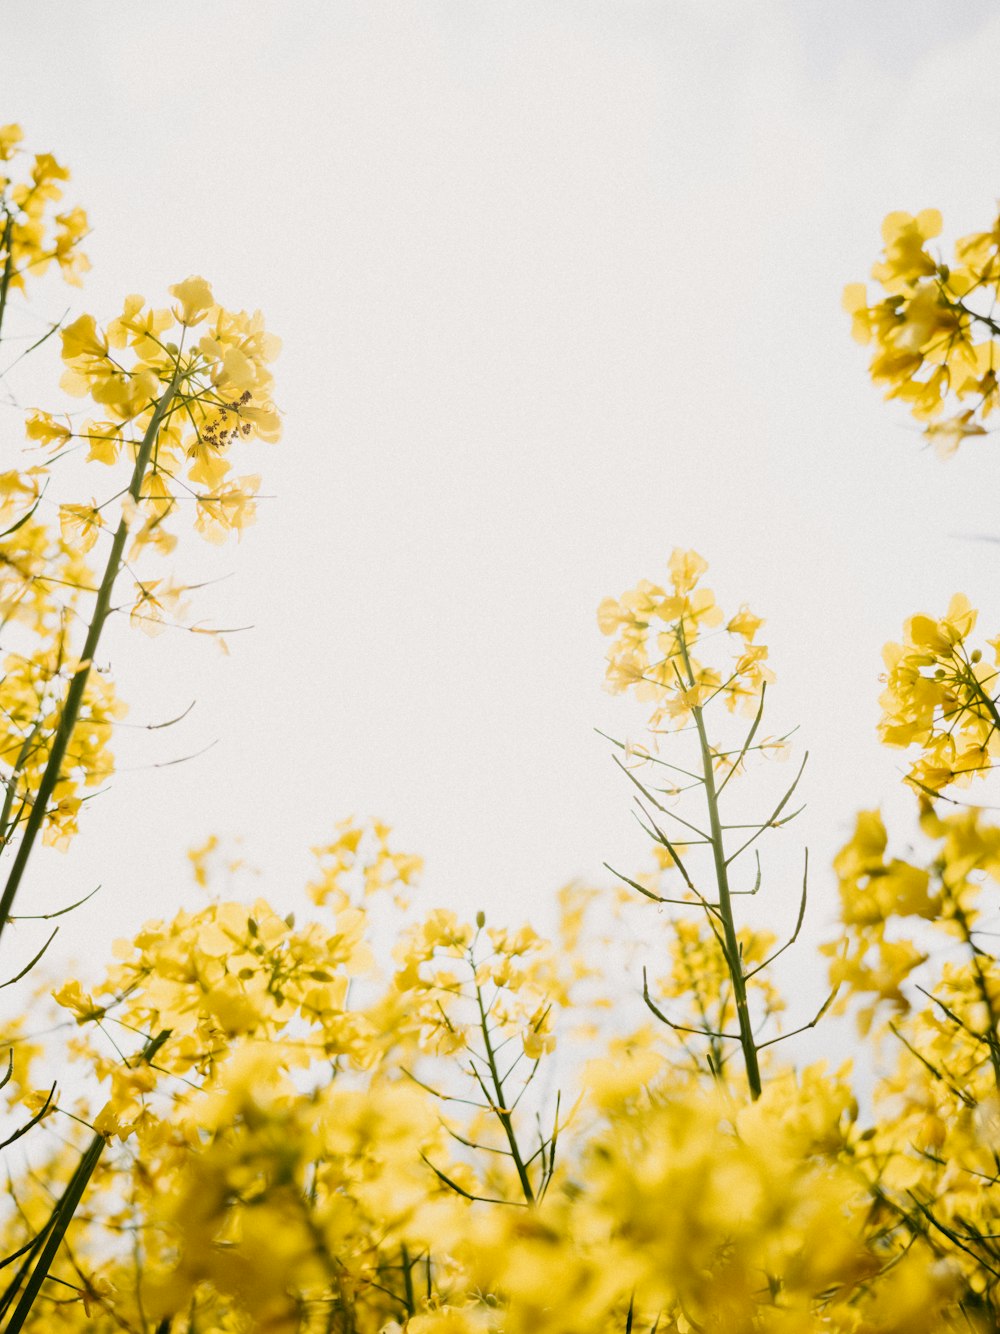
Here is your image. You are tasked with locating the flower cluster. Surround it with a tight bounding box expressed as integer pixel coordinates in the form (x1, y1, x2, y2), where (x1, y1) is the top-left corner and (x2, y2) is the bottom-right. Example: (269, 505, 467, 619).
(831, 799, 1000, 1019)
(27, 277, 281, 550)
(0, 122, 89, 297)
(0, 646, 124, 850)
(878, 592, 1000, 792)
(5, 854, 951, 1333)
(309, 818, 424, 910)
(845, 207, 1000, 454)
(137, 1066, 452, 1333)
(6, 699, 999, 1331)
(598, 548, 772, 734)
(53, 894, 377, 1099)
(11, 123, 1000, 1334)
(826, 796, 1000, 1305)
(1, 273, 281, 866)
(825, 807, 938, 1030)
(0, 474, 127, 850)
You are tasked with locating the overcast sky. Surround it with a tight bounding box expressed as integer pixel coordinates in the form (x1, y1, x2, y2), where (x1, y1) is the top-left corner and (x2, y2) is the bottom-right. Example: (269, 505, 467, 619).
(5, 1, 1000, 1053)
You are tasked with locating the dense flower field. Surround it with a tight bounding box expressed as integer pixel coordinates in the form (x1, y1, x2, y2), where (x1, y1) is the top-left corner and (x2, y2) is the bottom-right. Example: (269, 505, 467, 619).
(3, 120, 1000, 1332)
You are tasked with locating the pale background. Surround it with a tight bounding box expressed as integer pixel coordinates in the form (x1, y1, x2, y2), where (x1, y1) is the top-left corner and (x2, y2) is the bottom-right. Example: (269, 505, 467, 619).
(4, 1, 1000, 1068)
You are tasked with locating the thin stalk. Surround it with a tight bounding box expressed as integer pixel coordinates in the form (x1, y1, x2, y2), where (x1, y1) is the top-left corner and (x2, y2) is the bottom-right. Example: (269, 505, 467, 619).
(950, 892, 1000, 1095)
(0, 723, 42, 850)
(0, 374, 181, 946)
(678, 631, 762, 1099)
(0, 1215, 56, 1320)
(3, 1135, 105, 1330)
(400, 1244, 415, 1316)
(2, 1030, 169, 1331)
(0, 211, 15, 347)
(473, 978, 535, 1203)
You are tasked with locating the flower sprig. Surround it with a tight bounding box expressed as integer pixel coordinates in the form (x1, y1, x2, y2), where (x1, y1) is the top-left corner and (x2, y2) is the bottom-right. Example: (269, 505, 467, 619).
(599, 551, 815, 1103)
(28, 277, 281, 549)
(879, 592, 1000, 793)
(0, 121, 89, 331)
(845, 207, 1000, 455)
(598, 548, 772, 732)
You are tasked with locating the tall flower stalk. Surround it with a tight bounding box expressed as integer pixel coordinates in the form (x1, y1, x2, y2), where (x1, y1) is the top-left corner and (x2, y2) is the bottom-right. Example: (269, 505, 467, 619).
(598, 549, 824, 1099)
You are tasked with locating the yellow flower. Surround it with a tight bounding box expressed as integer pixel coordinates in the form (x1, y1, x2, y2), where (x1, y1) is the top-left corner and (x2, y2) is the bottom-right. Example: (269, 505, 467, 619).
(169, 274, 216, 325)
(52, 979, 107, 1024)
(0, 123, 23, 161)
(878, 593, 997, 792)
(24, 408, 72, 447)
(599, 550, 769, 735)
(848, 204, 1000, 451)
(59, 501, 102, 553)
(668, 546, 709, 595)
(871, 208, 942, 294)
(726, 604, 764, 641)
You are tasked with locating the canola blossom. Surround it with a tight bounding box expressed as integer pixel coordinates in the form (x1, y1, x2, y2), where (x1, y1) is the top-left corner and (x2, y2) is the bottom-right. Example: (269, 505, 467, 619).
(3, 126, 1000, 1334)
(0, 121, 89, 305)
(844, 207, 1000, 454)
(597, 546, 772, 733)
(0, 126, 281, 952)
(877, 593, 1000, 794)
(31, 277, 281, 551)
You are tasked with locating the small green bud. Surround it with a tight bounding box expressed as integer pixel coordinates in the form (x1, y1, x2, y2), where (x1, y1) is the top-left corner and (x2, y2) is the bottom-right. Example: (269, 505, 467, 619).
(475, 910, 486, 929)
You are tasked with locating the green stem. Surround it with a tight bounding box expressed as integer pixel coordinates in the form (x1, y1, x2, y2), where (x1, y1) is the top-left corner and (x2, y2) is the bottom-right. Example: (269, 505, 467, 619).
(964, 666, 1000, 737)
(3, 1134, 105, 1331)
(0, 211, 15, 347)
(677, 631, 762, 1100)
(951, 895, 1000, 1095)
(0, 1214, 56, 1321)
(3, 1030, 169, 1331)
(692, 704, 762, 1099)
(955, 298, 1000, 343)
(0, 375, 180, 948)
(0, 723, 42, 850)
(474, 978, 535, 1202)
(400, 1244, 415, 1316)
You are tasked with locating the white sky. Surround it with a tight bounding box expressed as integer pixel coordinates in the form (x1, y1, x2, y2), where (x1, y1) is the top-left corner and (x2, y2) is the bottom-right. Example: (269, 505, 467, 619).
(5, 1, 1000, 1060)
